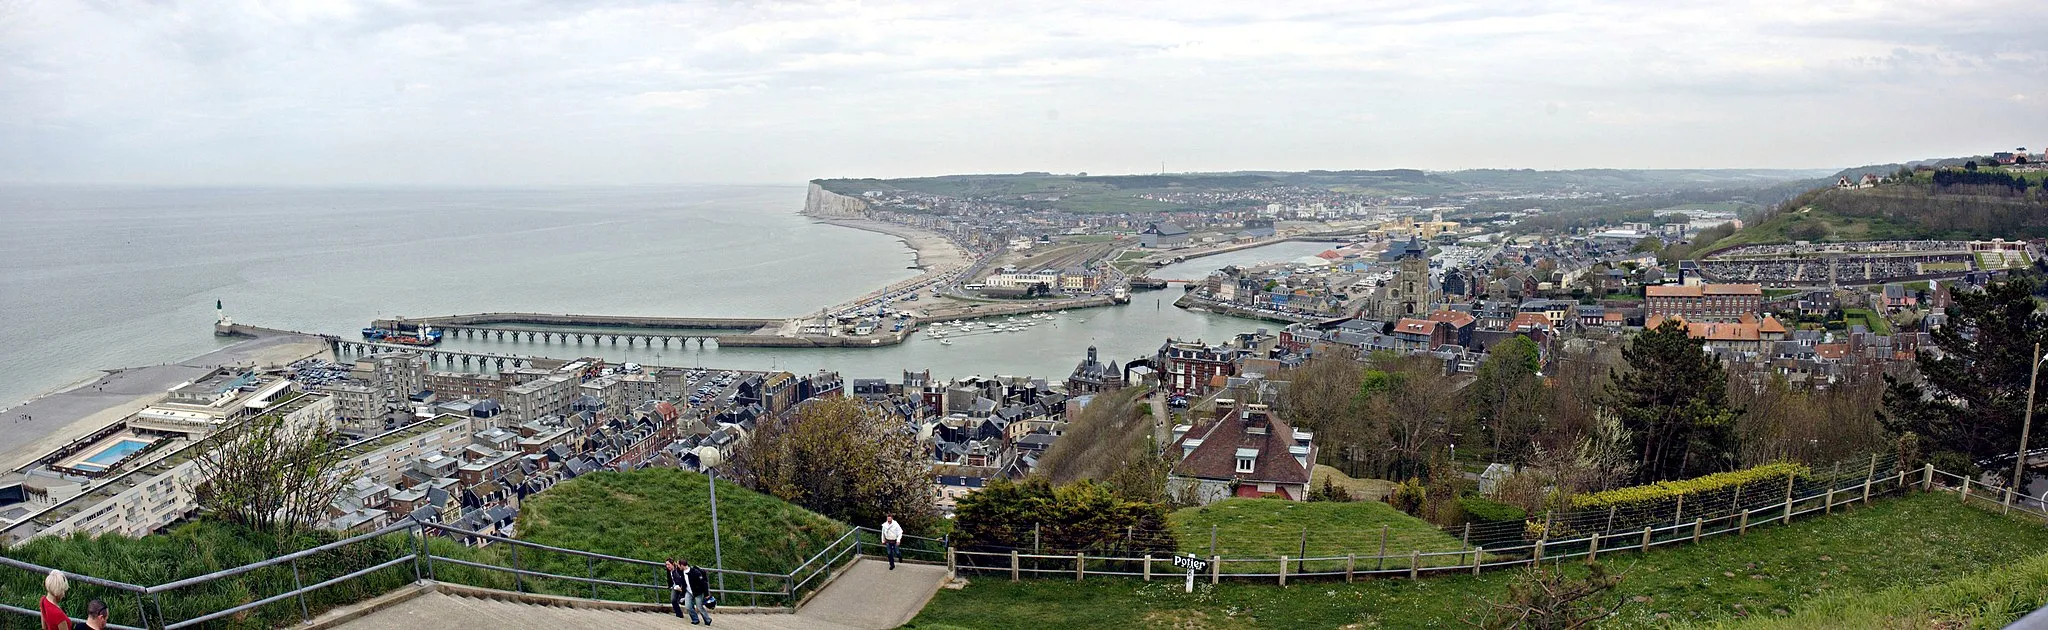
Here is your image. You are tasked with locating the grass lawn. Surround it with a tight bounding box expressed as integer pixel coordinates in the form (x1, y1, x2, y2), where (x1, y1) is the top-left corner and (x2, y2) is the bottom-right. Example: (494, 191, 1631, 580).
(1167, 498, 1470, 571)
(1840, 307, 1891, 335)
(517, 468, 847, 576)
(906, 492, 2048, 629)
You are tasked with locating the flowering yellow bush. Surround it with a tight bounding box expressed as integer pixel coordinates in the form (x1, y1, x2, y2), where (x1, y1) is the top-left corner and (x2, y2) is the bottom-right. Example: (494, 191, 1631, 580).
(1569, 462, 1809, 511)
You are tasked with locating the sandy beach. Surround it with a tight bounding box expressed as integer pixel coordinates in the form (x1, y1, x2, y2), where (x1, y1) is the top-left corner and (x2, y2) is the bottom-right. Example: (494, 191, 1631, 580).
(0, 332, 329, 472)
(812, 217, 970, 272)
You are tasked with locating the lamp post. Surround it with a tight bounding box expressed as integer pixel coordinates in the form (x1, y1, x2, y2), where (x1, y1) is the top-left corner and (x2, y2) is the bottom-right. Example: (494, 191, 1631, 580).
(708, 468, 726, 595)
(2015, 342, 2044, 492)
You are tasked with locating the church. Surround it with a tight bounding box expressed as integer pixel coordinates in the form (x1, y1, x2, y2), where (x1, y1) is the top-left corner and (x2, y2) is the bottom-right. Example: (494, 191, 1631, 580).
(1366, 236, 1439, 321)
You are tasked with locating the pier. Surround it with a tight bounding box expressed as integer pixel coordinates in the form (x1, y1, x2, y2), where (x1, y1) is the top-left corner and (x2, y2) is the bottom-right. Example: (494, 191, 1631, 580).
(218, 322, 554, 371)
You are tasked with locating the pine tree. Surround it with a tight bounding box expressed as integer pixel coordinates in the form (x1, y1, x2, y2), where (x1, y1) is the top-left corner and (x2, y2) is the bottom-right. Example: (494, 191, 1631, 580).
(1883, 277, 2048, 480)
(1609, 319, 1739, 482)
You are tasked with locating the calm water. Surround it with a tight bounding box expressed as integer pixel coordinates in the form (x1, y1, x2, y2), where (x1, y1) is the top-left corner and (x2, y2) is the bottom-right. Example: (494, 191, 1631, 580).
(0, 185, 1293, 408)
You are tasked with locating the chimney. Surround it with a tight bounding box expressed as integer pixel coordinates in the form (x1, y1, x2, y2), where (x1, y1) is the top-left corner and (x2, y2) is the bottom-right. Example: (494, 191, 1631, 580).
(1214, 398, 1238, 422)
(1244, 404, 1270, 435)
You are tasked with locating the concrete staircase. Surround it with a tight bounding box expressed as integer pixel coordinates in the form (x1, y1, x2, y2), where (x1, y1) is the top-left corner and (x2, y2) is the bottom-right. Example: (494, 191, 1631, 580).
(322, 559, 950, 630)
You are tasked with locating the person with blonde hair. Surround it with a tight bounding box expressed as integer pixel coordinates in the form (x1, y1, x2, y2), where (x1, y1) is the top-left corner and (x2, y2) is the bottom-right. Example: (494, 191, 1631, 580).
(40, 569, 74, 630)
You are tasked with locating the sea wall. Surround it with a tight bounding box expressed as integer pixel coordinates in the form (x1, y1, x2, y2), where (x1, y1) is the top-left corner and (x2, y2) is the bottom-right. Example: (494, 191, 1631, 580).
(804, 182, 870, 218)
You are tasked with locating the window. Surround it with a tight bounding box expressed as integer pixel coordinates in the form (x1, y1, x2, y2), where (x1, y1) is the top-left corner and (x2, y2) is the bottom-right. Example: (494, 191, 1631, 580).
(1236, 457, 1255, 473)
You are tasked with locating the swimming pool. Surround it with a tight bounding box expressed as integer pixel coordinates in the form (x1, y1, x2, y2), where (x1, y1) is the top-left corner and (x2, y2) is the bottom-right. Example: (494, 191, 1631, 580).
(83, 439, 152, 465)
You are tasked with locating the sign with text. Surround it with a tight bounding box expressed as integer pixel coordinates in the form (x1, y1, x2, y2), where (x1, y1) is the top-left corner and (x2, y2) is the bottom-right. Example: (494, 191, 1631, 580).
(1171, 554, 1208, 572)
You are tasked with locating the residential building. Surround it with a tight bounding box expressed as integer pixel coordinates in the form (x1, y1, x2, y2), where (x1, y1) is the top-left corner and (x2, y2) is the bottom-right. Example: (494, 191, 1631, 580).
(1066, 346, 1126, 394)
(1167, 399, 1315, 504)
(1157, 339, 1240, 395)
(1645, 283, 1763, 321)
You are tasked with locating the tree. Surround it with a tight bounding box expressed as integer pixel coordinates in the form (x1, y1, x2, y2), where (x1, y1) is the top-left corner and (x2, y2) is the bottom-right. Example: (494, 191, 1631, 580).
(1965, 160, 1979, 171)
(725, 396, 939, 531)
(1631, 236, 1662, 253)
(1470, 335, 1546, 464)
(192, 410, 358, 535)
(1608, 319, 1740, 482)
(1883, 277, 2048, 482)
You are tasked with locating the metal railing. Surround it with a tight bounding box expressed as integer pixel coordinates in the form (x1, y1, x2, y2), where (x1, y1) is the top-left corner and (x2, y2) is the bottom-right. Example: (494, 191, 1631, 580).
(11, 460, 2029, 628)
(1, 518, 924, 630)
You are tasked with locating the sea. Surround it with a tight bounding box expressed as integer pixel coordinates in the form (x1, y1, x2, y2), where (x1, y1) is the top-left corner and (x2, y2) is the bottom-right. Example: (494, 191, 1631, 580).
(0, 185, 1334, 409)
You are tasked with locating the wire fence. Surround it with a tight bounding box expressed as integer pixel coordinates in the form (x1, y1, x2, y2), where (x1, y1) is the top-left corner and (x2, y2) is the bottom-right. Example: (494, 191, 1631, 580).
(947, 453, 1992, 584)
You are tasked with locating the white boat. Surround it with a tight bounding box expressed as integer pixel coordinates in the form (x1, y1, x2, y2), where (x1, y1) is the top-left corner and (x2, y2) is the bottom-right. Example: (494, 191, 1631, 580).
(940, 339, 953, 346)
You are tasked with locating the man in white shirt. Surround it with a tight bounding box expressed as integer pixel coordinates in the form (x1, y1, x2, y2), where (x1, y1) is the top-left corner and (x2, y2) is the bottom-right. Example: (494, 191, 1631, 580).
(880, 515, 904, 570)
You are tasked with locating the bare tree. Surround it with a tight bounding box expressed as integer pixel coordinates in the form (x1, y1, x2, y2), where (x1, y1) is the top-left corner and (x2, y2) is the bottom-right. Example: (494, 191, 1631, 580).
(725, 396, 940, 531)
(191, 411, 357, 534)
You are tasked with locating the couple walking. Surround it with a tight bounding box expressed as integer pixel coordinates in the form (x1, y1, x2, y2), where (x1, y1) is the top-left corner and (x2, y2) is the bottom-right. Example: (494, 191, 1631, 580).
(665, 558, 712, 625)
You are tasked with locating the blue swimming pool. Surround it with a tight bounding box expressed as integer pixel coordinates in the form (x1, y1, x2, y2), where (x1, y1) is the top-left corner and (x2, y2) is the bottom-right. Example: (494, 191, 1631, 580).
(83, 439, 151, 465)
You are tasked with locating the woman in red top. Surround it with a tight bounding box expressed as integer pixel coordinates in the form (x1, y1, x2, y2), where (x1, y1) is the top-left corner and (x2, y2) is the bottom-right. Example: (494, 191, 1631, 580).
(40, 569, 73, 630)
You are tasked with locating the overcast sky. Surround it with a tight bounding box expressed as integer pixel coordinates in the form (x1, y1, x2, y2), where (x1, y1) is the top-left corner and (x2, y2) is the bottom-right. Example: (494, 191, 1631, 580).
(2, 0, 2045, 185)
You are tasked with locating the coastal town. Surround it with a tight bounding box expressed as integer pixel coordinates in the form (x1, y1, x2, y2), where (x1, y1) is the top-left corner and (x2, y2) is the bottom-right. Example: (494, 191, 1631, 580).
(6, 151, 2043, 558)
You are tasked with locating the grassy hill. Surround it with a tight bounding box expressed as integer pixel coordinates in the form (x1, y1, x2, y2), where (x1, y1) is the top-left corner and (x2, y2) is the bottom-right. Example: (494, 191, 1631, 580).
(1702, 182, 2048, 252)
(908, 492, 2048, 629)
(516, 468, 847, 575)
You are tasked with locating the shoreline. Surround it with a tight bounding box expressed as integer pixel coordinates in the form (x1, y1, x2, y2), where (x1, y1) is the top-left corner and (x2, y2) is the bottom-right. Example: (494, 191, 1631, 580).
(808, 216, 970, 273)
(0, 333, 329, 472)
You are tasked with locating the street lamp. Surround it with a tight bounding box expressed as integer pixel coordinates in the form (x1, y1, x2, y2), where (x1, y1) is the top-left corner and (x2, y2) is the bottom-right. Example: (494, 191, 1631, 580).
(2015, 342, 2046, 491)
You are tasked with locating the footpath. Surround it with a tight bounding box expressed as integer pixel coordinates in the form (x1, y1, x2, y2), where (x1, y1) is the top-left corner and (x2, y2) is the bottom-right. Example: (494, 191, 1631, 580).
(330, 559, 949, 630)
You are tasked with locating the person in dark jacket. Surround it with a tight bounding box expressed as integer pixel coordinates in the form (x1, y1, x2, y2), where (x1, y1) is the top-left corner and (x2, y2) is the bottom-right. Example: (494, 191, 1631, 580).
(676, 559, 712, 625)
(665, 559, 689, 620)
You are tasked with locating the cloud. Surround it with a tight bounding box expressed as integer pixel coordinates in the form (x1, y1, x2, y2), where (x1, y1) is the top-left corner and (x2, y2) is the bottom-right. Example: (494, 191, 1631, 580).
(0, 0, 2044, 185)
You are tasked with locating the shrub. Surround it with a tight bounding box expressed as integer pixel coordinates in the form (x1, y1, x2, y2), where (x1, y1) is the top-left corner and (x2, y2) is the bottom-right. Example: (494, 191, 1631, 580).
(1569, 462, 1808, 512)
(1458, 495, 1527, 525)
(952, 477, 1176, 555)
(1386, 478, 1426, 515)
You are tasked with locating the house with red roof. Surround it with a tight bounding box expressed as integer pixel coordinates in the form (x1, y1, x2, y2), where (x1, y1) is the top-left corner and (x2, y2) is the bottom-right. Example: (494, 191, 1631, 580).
(1168, 399, 1315, 504)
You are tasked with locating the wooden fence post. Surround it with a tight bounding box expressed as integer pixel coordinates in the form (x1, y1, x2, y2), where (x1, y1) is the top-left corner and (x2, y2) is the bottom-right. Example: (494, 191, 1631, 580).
(1409, 550, 1420, 580)
(1588, 533, 1600, 561)
(1692, 518, 1703, 544)
(1279, 556, 1289, 586)
(1604, 506, 1616, 534)
(1641, 526, 1652, 552)
(947, 547, 957, 575)
(1782, 475, 1795, 525)
(2005, 488, 2015, 515)
(1211, 556, 1220, 585)
(1738, 510, 1749, 535)
(1075, 552, 1085, 582)
(1535, 537, 1546, 562)
(1863, 476, 1873, 504)
(1962, 480, 1972, 504)
(1377, 525, 1389, 571)
(1825, 487, 1835, 514)
(1143, 554, 1152, 581)
(1922, 463, 1934, 491)
(1345, 554, 1355, 583)
(1010, 550, 1019, 582)
(1472, 547, 1483, 575)
(1461, 522, 1471, 545)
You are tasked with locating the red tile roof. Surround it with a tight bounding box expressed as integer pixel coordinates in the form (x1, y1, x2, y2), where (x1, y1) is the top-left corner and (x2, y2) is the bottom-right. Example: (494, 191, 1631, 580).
(1427, 310, 1477, 328)
(1170, 405, 1313, 485)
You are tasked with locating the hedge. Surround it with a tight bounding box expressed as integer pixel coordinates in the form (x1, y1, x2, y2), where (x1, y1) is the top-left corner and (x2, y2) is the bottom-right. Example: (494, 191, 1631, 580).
(1457, 495, 1527, 524)
(1569, 462, 1809, 512)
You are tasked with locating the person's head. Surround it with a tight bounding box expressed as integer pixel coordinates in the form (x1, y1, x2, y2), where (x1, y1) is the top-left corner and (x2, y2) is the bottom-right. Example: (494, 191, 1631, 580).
(885, 514, 895, 523)
(664, 557, 675, 568)
(86, 599, 108, 625)
(677, 558, 690, 568)
(45, 570, 67, 601)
